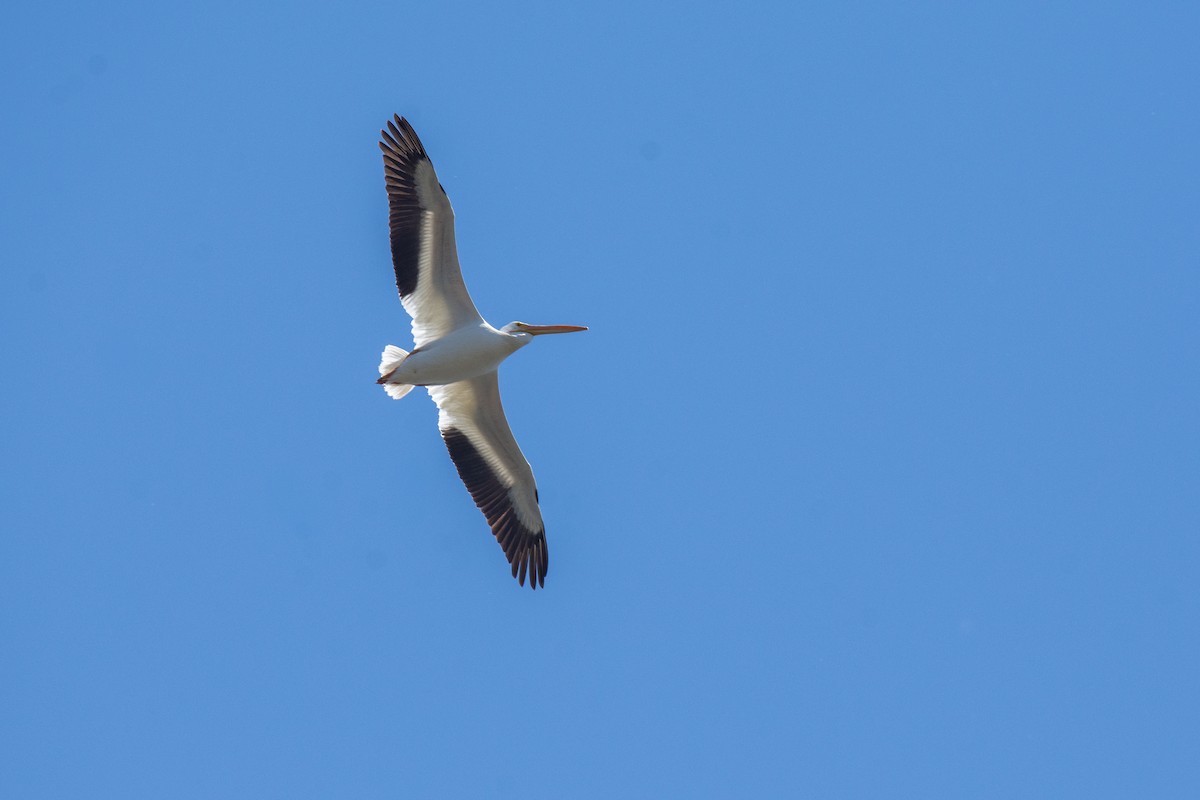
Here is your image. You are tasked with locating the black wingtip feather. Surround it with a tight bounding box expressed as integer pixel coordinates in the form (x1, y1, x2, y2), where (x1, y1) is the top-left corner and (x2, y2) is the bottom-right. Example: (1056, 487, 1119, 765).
(378, 114, 433, 298)
(441, 427, 548, 591)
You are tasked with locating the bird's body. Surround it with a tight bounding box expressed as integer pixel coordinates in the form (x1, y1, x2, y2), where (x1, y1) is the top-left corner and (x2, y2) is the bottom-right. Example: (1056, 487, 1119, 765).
(374, 115, 586, 589)
(383, 322, 524, 387)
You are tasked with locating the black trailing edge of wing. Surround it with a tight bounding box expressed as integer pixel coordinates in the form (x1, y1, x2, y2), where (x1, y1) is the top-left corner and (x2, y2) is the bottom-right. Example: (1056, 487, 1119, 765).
(441, 427, 548, 589)
(379, 115, 429, 298)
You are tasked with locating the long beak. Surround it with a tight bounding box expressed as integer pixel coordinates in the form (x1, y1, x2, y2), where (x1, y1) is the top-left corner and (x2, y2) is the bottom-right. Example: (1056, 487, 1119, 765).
(523, 324, 588, 336)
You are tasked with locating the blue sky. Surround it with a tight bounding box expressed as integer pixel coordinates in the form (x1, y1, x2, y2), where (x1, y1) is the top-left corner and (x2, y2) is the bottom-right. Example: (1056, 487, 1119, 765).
(2, 1, 1197, 797)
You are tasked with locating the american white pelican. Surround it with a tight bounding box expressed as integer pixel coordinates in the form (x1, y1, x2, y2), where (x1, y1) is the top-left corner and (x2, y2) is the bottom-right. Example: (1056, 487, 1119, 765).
(376, 115, 586, 589)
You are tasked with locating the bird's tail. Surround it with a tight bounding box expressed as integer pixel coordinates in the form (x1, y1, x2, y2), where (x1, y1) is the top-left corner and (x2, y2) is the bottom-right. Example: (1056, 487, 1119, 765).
(377, 345, 414, 400)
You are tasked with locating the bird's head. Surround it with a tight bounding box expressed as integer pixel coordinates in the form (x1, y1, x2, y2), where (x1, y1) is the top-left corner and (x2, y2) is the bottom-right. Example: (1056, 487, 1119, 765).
(501, 321, 589, 343)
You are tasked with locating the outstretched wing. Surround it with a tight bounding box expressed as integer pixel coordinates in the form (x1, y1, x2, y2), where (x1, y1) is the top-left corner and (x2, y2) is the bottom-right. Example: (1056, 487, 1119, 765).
(428, 373, 548, 589)
(379, 115, 483, 348)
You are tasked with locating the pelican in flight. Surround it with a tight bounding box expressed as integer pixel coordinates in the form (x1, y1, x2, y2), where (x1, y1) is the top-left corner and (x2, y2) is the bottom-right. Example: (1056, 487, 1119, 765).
(375, 115, 586, 589)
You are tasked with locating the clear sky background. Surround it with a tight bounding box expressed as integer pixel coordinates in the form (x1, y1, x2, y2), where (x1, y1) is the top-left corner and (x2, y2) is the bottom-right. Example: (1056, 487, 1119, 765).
(2, 2, 1197, 797)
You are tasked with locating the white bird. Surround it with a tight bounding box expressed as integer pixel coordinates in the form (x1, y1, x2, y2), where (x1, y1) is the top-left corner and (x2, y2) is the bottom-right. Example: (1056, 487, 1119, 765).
(375, 115, 586, 589)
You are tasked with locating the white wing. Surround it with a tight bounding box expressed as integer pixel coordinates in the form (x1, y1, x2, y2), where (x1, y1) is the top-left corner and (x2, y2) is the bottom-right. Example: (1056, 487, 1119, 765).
(380, 116, 484, 348)
(428, 373, 548, 588)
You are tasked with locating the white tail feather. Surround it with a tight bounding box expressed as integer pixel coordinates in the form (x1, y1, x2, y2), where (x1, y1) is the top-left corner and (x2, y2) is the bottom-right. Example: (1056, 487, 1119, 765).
(378, 345, 414, 400)
(383, 382, 414, 400)
(379, 344, 409, 376)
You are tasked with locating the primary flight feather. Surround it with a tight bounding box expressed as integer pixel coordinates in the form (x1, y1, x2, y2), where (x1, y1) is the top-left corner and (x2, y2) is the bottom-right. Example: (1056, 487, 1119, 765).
(376, 115, 586, 589)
